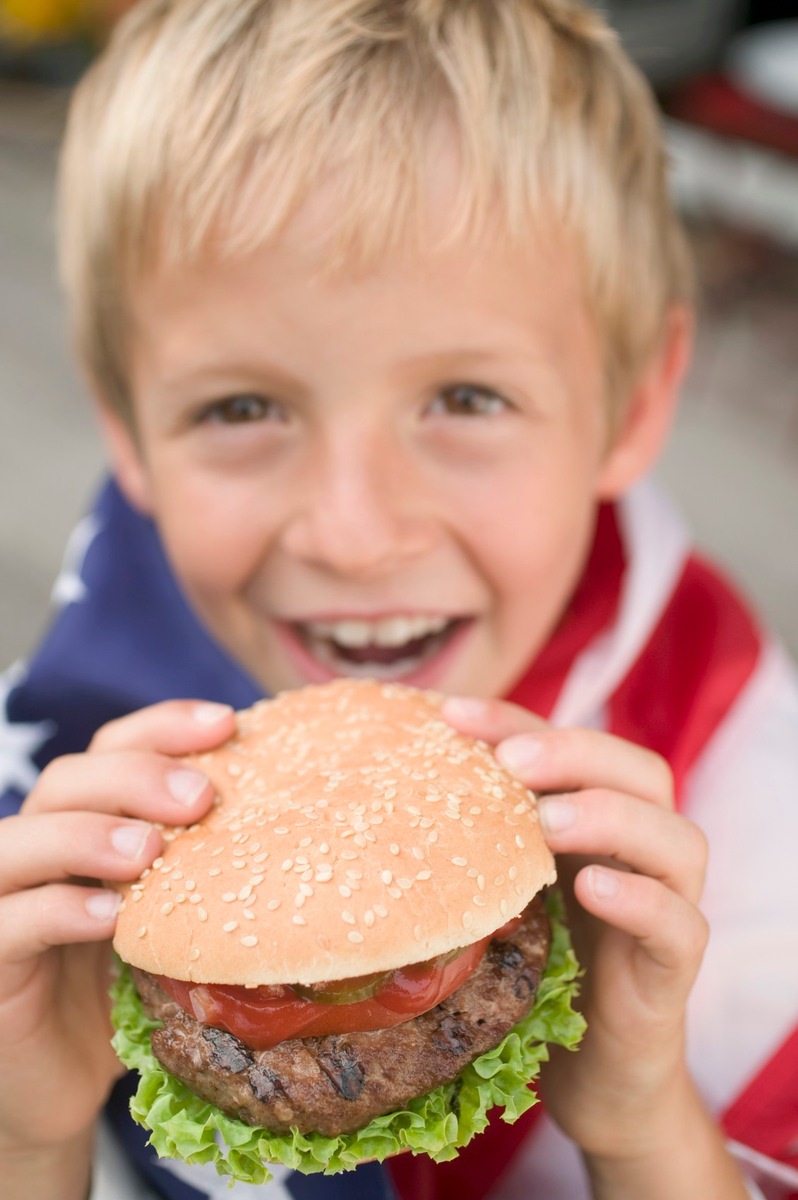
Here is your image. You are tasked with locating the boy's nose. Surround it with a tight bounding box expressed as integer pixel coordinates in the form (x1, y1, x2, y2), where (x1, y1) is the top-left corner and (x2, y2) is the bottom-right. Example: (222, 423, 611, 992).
(279, 436, 435, 580)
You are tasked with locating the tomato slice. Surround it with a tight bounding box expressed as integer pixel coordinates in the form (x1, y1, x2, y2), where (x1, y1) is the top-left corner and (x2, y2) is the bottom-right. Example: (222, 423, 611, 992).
(156, 936, 489, 1049)
(155, 909, 529, 1051)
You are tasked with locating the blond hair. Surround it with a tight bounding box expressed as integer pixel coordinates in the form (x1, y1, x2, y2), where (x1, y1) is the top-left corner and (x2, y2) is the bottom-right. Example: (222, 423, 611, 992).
(58, 0, 693, 420)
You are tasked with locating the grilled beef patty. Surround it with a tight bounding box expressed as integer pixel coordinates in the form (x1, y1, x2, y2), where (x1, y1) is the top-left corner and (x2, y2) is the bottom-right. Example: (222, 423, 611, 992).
(132, 894, 550, 1136)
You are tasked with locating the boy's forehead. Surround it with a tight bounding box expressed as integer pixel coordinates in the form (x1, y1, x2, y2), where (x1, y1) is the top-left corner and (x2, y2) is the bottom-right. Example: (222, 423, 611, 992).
(129, 206, 598, 420)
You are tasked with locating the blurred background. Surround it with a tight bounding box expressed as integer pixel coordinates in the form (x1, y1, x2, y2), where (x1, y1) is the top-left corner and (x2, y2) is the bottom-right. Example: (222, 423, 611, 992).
(1, 0, 797, 667)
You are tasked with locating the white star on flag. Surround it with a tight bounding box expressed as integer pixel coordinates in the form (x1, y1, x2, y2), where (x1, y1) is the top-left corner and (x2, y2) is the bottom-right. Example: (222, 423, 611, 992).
(0, 661, 55, 795)
(51, 513, 102, 608)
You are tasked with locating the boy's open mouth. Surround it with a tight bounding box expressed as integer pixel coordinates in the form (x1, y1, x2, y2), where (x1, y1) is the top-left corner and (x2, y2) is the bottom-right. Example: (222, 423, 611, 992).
(292, 614, 467, 680)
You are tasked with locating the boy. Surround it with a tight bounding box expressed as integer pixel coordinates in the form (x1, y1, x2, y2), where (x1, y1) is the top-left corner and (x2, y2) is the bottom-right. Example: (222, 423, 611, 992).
(1, 1, 797, 1198)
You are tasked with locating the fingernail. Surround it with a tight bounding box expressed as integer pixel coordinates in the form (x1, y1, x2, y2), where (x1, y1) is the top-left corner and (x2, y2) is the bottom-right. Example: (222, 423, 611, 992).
(496, 736, 543, 773)
(588, 865, 620, 899)
(110, 822, 153, 859)
(442, 697, 487, 720)
(193, 702, 234, 725)
(538, 797, 575, 834)
(86, 891, 122, 920)
(167, 768, 209, 806)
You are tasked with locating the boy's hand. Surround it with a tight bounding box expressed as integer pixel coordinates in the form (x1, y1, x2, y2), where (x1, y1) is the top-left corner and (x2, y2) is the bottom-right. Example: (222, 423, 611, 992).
(442, 697, 709, 1162)
(0, 701, 236, 1154)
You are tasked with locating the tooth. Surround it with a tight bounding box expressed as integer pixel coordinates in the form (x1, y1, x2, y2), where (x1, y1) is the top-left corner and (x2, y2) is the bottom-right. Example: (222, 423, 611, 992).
(330, 620, 373, 648)
(374, 617, 414, 647)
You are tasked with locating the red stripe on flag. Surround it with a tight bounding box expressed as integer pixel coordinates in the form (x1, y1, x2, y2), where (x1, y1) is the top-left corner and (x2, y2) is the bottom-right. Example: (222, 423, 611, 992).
(608, 554, 762, 800)
(507, 504, 625, 719)
(723, 1024, 798, 1185)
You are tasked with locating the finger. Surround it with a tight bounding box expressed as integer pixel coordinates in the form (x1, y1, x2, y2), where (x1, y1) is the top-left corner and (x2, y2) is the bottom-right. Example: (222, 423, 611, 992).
(0, 884, 123, 978)
(574, 865, 709, 1010)
(89, 699, 236, 755)
(495, 727, 675, 810)
(0, 812, 163, 899)
(23, 749, 214, 822)
(442, 696, 547, 742)
(538, 790, 707, 903)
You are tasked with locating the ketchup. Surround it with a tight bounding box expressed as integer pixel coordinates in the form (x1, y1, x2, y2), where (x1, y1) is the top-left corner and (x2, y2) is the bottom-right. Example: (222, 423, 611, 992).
(157, 911, 525, 1050)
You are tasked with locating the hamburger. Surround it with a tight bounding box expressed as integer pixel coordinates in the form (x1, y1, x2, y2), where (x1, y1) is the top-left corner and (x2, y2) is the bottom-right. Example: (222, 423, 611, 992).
(110, 679, 584, 1185)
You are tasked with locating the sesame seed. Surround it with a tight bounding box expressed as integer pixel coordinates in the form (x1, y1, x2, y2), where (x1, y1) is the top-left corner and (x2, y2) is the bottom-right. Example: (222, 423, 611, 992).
(473, 896, 487, 907)
(515, 835, 525, 849)
(294, 893, 306, 908)
(198, 908, 208, 921)
(243, 908, 255, 919)
(397, 877, 413, 890)
(175, 894, 186, 904)
(387, 886, 403, 900)
(341, 911, 356, 924)
(239, 884, 253, 901)
(462, 912, 474, 929)
(347, 930, 364, 944)
(137, 926, 147, 938)
(189, 893, 202, 904)
(222, 892, 237, 903)
(241, 935, 258, 947)
(292, 914, 306, 926)
(152, 857, 164, 870)
(208, 867, 222, 877)
(281, 859, 293, 872)
(364, 910, 375, 927)
(339, 884, 352, 898)
(160, 902, 174, 915)
(416, 870, 432, 881)
(509, 866, 518, 881)
(232, 860, 246, 869)
(160, 881, 171, 891)
(451, 857, 468, 867)
(381, 870, 393, 885)
(373, 904, 388, 918)
(191, 947, 201, 960)
(223, 921, 239, 933)
(267, 899, 281, 911)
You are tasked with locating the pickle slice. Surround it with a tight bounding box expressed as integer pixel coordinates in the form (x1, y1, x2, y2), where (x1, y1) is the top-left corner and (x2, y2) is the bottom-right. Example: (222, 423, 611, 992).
(292, 971, 391, 1005)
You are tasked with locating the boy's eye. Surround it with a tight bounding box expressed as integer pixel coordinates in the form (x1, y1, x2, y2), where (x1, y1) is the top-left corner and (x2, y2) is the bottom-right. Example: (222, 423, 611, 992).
(430, 384, 509, 417)
(200, 394, 283, 424)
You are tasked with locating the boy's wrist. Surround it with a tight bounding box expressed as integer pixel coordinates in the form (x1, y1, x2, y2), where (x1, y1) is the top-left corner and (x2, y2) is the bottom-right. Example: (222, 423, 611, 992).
(582, 1070, 749, 1200)
(0, 1126, 95, 1200)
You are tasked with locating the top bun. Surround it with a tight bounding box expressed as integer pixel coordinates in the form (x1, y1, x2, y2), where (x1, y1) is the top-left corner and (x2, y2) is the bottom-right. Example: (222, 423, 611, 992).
(113, 680, 556, 986)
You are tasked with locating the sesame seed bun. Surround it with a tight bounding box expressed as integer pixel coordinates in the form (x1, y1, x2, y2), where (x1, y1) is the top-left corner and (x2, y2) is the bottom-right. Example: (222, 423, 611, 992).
(113, 679, 556, 986)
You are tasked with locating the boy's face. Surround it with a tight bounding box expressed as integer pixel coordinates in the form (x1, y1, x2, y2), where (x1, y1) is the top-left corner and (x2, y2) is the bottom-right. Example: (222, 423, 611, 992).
(115, 205, 630, 700)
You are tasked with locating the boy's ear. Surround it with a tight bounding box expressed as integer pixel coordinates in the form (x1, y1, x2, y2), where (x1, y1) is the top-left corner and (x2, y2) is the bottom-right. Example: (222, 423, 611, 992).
(94, 401, 155, 515)
(596, 305, 693, 500)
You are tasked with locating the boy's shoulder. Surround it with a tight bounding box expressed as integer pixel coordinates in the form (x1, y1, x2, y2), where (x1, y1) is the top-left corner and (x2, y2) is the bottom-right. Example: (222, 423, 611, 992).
(0, 477, 260, 816)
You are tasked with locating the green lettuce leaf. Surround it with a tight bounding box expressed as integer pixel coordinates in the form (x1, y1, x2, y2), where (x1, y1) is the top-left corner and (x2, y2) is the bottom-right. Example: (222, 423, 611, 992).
(110, 890, 585, 1186)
